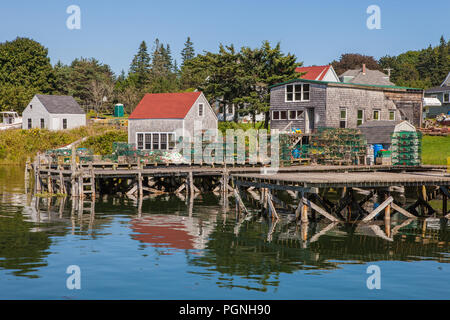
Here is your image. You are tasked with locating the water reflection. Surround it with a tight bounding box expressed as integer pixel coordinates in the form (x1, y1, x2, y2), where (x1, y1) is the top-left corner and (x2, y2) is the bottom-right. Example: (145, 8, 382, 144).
(0, 166, 449, 296)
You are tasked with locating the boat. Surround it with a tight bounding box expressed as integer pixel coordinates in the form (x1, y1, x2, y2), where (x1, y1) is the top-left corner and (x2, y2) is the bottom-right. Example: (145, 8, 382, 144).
(0, 111, 22, 130)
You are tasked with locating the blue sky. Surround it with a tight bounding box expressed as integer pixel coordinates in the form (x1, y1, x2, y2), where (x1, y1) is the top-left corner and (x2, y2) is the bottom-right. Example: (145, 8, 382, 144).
(0, 0, 448, 75)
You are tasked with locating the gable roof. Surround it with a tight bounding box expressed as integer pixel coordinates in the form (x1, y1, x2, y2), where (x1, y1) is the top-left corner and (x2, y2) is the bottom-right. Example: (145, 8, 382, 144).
(269, 77, 422, 91)
(441, 72, 450, 87)
(295, 65, 332, 81)
(129, 92, 202, 119)
(358, 120, 401, 145)
(36, 95, 84, 114)
(425, 85, 450, 93)
(340, 68, 395, 86)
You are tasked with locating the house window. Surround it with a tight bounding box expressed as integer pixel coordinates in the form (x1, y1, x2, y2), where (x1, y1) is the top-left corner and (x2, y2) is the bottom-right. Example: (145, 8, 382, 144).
(152, 133, 159, 150)
(168, 133, 176, 150)
(160, 133, 168, 150)
(63, 119, 67, 129)
(289, 110, 304, 120)
(272, 111, 280, 120)
(198, 103, 204, 117)
(227, 105, 233, 114)
(444, 92, 450, 103)
(303, 84, 310, 100)
(40, 118, 45, 128)
(357, 110, 364, 126)
(137, 133, 144, 150)
(280, 111, 288, 120)
(286, 84, 310, 102)
(27, 118, 32, 129)
(145, 134, 152, 150)
(340, 108, 347, 128)
(373, 109, 380, 121)
(389, 110, 395, 121)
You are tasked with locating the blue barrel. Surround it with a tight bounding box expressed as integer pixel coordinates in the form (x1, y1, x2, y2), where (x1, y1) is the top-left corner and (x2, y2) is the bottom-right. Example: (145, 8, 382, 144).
(373, 144, 383, 160)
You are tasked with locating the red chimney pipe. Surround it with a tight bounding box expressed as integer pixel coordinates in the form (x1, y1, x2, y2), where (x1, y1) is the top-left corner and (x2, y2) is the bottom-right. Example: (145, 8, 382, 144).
(362, 64, 366, 75)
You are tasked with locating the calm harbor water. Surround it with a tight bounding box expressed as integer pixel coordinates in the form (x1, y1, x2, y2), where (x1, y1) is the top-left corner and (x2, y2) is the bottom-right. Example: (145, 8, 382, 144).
(0, 166, 449, 300)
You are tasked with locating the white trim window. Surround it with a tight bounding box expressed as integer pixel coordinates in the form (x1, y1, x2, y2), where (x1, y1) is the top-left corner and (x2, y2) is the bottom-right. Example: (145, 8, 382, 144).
(27, 118, 32, 129)
(198, 103, 204, 117)
(340, 108, 347, 128)
(63, 118, 67, 129)
(389, 110, 396, 121)
(444, 92, 450, 103)
(285, 83, 310, 102)
(289, 110, 304, 120)
(357, 109, 364, 126)
(272, 110, 288, 120)
(137, 132, 176, 150)
(373, 109, 381, 121)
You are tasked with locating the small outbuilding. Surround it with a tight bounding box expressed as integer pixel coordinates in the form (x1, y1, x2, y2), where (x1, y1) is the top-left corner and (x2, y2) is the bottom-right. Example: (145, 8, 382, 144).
(128, 92, 218, 150)
(22, 94, 86, 130)
(358, 120, 416, 147)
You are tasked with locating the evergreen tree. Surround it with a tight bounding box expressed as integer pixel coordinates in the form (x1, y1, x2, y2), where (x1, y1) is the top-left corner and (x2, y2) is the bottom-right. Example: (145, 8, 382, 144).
(181, 37, 195, 66)
(151, 38, 168, 78)
(436, 35, 449, 84)
(129, 41, 151, 88)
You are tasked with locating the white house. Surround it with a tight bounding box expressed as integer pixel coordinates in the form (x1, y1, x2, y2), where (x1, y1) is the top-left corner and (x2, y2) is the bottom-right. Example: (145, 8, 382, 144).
(22, 95, 86, 130)
(128, 91, 218, 150)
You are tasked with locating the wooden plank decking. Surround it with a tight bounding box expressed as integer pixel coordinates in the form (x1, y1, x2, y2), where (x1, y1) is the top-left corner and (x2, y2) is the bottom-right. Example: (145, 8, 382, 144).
(233, 170, 450, 188)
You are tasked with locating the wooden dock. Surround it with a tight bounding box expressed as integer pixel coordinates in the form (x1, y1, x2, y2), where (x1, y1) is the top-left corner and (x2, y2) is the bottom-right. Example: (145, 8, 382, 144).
(29, 151, 450, 227)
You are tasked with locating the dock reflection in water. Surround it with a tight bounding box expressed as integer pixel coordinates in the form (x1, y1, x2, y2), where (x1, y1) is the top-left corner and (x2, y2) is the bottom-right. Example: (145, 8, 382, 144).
(0, 168, 449, 298)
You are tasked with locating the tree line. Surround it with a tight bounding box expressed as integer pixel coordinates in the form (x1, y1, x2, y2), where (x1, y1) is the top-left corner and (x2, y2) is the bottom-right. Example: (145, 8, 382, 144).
(0, 35, 448, 121)
(332, 36, 449, 89)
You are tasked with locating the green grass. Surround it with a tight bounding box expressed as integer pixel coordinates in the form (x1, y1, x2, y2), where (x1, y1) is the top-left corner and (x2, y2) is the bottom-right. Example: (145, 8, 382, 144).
(0, 124, 126, 164)
(218, 121, 269, 134)
(421, 135, 450, 165)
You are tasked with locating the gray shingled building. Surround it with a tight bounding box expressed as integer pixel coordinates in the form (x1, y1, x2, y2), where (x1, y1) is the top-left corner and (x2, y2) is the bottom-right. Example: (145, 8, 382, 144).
(269, 78, 423, 133)
(339, 64, 395, 86)
(22, 94, 86, 130)
(424, 72, 450, 117)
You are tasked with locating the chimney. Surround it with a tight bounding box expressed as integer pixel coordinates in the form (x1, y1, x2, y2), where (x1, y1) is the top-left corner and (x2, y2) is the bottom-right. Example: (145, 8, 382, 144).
(362, 64, 366, 75)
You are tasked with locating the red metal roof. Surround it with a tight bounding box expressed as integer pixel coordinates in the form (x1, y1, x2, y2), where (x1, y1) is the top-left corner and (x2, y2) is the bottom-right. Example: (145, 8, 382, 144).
(295, 65, 331, 81)
(129, 91, 202, 119)
(130, 216, 196, 250)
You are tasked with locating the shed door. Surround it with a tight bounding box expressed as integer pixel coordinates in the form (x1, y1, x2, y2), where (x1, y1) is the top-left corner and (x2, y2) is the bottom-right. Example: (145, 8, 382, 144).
(52, 118, 59, 130)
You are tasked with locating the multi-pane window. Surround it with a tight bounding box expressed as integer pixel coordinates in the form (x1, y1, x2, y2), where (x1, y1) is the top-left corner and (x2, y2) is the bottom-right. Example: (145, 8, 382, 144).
(145, 134, 152, 150)
(40, 118, 45, 129)
(444, 92, 450, 103)
(357, 110, 364, 126)
(286, 84, 310, 102)
(373, 109, 380, 120)
(63, 119, 67, 129)
(27, 118, 32, 129)
(168, 133, 176, 150)
(340, 108, 347, 128)
(198, 103, 204, 117)
(160, 134, 168, 150)
(152, 133, 159, 150)
(303, 84, 310, 100)
(389, 110, 395, 121)
(280, 111, 287, 120)
(289, 110, 304, 120)
(272, 111, 280, 120)
(138, 132, 176, 150)
(137, 133, 144, 150)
